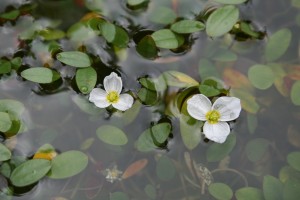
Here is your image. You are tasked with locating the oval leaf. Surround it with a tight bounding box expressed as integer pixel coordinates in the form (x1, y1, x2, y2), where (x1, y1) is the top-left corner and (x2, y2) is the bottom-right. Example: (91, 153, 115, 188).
(248, 64, 275, 90)
(0, 112, 12, 132)
(263, 175, 283, 200)
(287, 151, 300, 171)
(48, 151, 88, 179)
(0, 143, 11, 162)
(206, 5, 239, 37)
(127, 0, 147, 6)
(10, 159, 51, 187)
(291, 81, 300, 106)
(245, 138, 270, 162)
(180, 115, 202, 150)
(21, 68, 60, 84)
(151, 29, 184, 49)
(214, 0, 247, 4)
(171, 20, 205, 34)
(235, 187, 264, 200)
(156, 156, 176, 181)
(56, 51, 91, 68)
(110, 192, 129, 200)
(209, 183, 233, 200)
(136, 35, 158, 59)
(76, 67, 97, 94)
(151, 123, 171, 144)
(122, 159, 148, 179)
(96, 125, 128, 146)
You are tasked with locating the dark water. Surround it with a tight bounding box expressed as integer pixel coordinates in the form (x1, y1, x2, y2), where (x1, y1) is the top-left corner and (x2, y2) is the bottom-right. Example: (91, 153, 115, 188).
(1, 0, 300, 199)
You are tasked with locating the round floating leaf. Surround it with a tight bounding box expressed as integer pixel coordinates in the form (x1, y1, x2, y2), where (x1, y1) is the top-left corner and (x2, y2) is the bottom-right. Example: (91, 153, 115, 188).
(138, 88, 158, 105)
(96, 125, 128, 146)
(136, 128, 157, 152)
(283, 179, 300, 200)
(0, 143, 11, 162)
(199, 84, 220, 97)
(49, 151, 88, 179)
(206, 134, 236, 162)
(211, 48, 237, 62)
(21, 68, 60, 84)
(127, 0, 147, 6)
(248, 64, 275, 90)
(180, 115, 202, 150)
(151, 29, 184, 49)
(156, 156, 176, 181)
(265, 28, 292, 62)
(263, 175, 283, 200)
(245, 138, 270, 162)
(10, 159, 51, 187)
(56, 51, 91, 68)
(76, 67, 97, 94)
(208, 183, 233, 200)
(171, 20, 205, 34)
(112, 26, 129, 48)
(291, 81, 300, 106)
(149, 7, 176, 24)
(0, 112, 12, 132)
(151, 123, 171, 144)
(136, 35, 158, 59)
(287, 152, 300, 171)
(110, 192, 129, 200)
(162, 70, 198, 88)
(99, 22, 116, 42)
(144, 184, 156, 199)
(0, 60, 11, 74)
(206, 5, 239, 37)
(235, 187, 264, 200)
(214, 0, 247, 4)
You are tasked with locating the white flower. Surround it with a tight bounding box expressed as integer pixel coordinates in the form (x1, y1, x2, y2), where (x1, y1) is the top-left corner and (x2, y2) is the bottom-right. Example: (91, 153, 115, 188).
(187, 94, 241, 143)
(103, 165, 123, 183)
(89, 72, 134, 111)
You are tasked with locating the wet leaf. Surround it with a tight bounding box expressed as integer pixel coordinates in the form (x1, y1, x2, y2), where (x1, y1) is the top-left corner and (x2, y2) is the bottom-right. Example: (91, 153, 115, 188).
(163, 70, 198, 88)
(138, 88, 158, 105)
(151, 29, 184, 49)
(48, 151, 88, 179)
(76, 67, 97, 94)
(122, 159, 148, 179)
(110, 192, 129, 200)
(56, 51, 91, 68)
(248, 64, 275, 90)
(136, 35, 158, 59)
(263, 175, 283, 200)
(171, 20, 205, 34)
(283, 179, 300, 200)
(223, 68, 253, 91)
(206, 134, 236, 162)
(231, 89, 260, 114)
(211, 48, 237, 62)
(144, 184, 156, 199)
(38, 29, 65, 40)
(0, 143, 11, 162)
(265, 28, 292, 62)
(208, 183, 233, 200)
(0, 112, 12, 133)
(33, 144, 57, 161)
(80, 138, 95, 150)
(271, 63, 289, 96)
(99, 21, 116, 42)
(149, 7, 176, 24)
(127, 0, 147, 6)
(198, 59, 220, 80)
(245, 138, 270, 162)
(10, 159, 51, 187)
(156, 156, 176, 181)
(206, 5, 239, 37)
(235, 187, 264, 200)
(287, 152, 300, 171)
(199, 84, 220, 97)
(214, 0, 247, 4)
(279, 166, 300, 184)
(247, 113, 257, 134)
(0, 10, 20, 20)
(0, 60, 12, 74)
(151, 123, 171, 144)
(136, 128, 157, 152)
(21, 68, 60, 84)
(112, 26, 129, 48)
(291, 81, 300, 106)
(72, 95, 103, 115)
(180, 115, 202, 150)
(96, 125, 128, 146)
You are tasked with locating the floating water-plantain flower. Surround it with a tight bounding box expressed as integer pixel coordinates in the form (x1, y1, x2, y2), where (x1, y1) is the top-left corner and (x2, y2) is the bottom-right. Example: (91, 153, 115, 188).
(89, 72, 134, 111)
(187, 94, 241, 143)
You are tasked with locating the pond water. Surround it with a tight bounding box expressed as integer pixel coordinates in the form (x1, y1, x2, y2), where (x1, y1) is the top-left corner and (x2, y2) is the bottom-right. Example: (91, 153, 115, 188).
(1, 0, 300, 199)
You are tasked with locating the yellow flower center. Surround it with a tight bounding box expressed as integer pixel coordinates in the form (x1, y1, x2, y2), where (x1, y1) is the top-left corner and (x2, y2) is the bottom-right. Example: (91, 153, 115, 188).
(206, 110, 221, 124)
(106, 91, 119, 103)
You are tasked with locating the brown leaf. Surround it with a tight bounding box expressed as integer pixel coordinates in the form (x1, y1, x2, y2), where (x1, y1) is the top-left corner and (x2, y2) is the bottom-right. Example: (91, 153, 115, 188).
(121, 159, 148, 179)
(223, 68, 253, 91)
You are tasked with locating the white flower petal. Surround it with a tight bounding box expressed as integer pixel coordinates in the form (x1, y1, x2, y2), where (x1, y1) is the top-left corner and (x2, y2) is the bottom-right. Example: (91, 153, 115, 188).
(112, 93, 134, 111)
(187, 94, 212, 121)
(203, 121, 230, 143)
(212, 96, 241, 122)
(89, 88, 110, 108)
(104, 72, 122, 94)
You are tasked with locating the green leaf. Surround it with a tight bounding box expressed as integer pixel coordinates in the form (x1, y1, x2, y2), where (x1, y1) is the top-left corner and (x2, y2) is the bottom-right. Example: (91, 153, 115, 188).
(0, 60, 12, 74)
(0, 143, 11, 161)
(38, 29, 65, 40)
(245, 138, 270, 162)
(0, 10, 20, 20)
(248, 64, 275, 90)
(151, 123, 171, 144)
(76, 67, 97, 94)
(112, 26, 129, 48)
(99, 22, 116, 42)
(96, 125, 128, 146)
(265, 28, 292, 62)
(144, 184, 156, 199)
(171, 20, 205, 34)
(206, 134, 236, 162)
(235, 187, 264, 200)
(199, 85, 220, 97)
(10, 57, 22, 70)
(287, 152, 300, 171)
(0, 112, 12, 132)
(209, 183, 233, 200)
(151, 29, 184, 49)
(56, 51, 91, 68)
(211, 48, 237, 62)
(291, 81, 300, 106)
(138, 88, 158, 105)
(48, 150, 88, 179)
(135, 128, 157, 152)
(180, 115, 202, 150)
(198, 59, 220, 79)
(149, 7, 176, 24)
(156, 156, 176, 181)
(0, 162, 11, 178)
(136, 35, 158, 59)
(162, 70, 198, 88)
(10, 159, 51, 187)
(21, 68, 60, 84)
(206, 5, 239, 37)
(214, 0, 247, 4)
(72, 95, 103, 115)
(0, 99, 24, 116)
(110, 192, 129, 200)
(127, 0, 147, 6)
(283, 179, 300, 200)
(263, 175, 283, 200)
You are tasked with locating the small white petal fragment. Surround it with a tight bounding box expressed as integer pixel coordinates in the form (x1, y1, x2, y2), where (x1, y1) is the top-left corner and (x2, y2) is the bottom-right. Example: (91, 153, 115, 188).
(187, 94, 212, 121)
(212, 97, 241, 121)
(104, 72, 122, 94)
(112, 93, 134, 111)
(203, 122, 230, 143)
(89, 88, 110, 108)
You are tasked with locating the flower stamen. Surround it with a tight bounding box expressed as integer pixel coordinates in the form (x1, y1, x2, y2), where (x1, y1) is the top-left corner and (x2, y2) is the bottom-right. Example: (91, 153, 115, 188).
(106, 91, 119, 103)
(206, 110, 220, 124)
